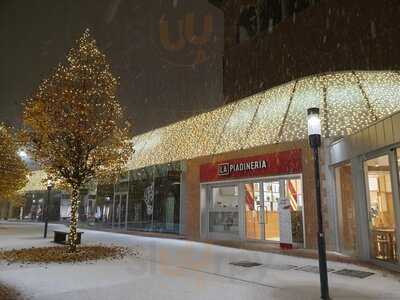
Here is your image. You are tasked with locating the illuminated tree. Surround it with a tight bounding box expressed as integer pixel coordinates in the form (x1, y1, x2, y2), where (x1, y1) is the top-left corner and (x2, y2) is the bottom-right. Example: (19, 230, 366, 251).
(22, 29, 133, 252)
(0, 124, 28, 203)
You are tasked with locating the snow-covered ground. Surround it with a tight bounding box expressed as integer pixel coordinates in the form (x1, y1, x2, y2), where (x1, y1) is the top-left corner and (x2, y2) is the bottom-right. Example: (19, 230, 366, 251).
(0, 222, 399, 300)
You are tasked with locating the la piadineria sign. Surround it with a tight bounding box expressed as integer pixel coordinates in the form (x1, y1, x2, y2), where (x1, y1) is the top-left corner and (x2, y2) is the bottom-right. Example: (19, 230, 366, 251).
(200, 149, 302, 182)
(217, 160, 268, 176)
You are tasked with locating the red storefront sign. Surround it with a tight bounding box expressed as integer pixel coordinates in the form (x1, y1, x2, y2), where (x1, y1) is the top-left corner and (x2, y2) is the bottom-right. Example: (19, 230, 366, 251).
(200, 149, 302, 182)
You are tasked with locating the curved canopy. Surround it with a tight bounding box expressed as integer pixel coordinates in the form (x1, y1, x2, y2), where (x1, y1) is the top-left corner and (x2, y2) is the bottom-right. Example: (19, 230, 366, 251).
(128, 71, 400, 170)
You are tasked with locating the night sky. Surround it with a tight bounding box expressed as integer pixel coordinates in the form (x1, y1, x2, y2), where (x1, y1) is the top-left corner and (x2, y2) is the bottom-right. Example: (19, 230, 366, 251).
(0, 0, 224, 134)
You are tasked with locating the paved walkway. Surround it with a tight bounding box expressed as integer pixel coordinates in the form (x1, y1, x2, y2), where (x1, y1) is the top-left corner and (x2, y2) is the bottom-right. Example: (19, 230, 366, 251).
(0, 222, 399, 300)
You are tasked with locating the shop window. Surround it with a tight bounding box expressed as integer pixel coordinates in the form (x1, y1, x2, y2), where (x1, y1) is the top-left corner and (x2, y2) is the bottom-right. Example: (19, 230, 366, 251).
(92, 162, 181, 234)
(335, 164, 357, 254)
(365, 155, 398, 263)
(209, 186, 239, 235)
(209, 212, 240, 234)
(94, 184, 113, 226)
(284, 178, 304, 244)
(128, 163, 181, 234)
(211, 186, 239, 208)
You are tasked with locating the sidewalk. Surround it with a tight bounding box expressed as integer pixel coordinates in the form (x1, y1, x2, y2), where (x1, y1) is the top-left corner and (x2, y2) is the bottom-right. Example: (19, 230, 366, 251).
(204, 239, 394, 271)
(77, 221, 398, 275)
(1, 222, 400, 300)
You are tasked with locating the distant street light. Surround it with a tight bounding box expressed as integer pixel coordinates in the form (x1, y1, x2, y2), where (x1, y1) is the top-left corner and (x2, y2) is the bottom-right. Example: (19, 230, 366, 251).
(44, 179, 53, 238)
(18, 149, 28, 160)
(307, 107, 330, 300)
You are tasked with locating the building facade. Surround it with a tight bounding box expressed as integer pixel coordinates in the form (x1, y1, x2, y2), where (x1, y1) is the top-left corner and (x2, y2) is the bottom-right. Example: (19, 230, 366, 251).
(329, 112, 400, 269)
(85, 70, 400, 271)
(18, 0, 400, 272)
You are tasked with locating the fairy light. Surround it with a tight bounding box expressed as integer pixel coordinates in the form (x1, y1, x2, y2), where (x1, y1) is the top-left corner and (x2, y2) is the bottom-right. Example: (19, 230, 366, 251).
(215, 98, 258, 153)
(22, 29, 133, 252)
(127, 70, 400, 170)
(20, 170, 47, 192)
(0, 124, 29, 199)
(246, 84, 294, 146)
(24, 70, 400, 176)
(356, 71, 400, 119)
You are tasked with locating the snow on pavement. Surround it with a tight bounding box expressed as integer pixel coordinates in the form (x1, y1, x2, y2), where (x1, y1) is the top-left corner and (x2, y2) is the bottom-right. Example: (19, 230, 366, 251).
(0, 222, 399, 300)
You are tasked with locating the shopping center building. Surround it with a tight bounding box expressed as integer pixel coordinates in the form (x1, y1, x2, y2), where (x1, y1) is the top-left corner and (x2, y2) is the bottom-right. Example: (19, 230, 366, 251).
(20, 0, 400, 271)
(22, 70, 400, 271)
(125, 70, 400, 265)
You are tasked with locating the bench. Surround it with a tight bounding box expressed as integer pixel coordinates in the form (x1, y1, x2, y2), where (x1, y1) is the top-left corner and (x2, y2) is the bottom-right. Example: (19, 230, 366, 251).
(53, 231, 83, 245)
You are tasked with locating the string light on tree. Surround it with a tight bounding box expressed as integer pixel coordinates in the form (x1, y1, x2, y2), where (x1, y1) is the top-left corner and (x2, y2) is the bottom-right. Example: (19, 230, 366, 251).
(22, 29, 133, 253)
(0, 124, 29, 203)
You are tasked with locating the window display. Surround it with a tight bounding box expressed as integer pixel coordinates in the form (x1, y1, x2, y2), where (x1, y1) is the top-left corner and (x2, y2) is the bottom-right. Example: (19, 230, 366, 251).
(128, 163, 181, 233)
(93, 162, 181, 234)
(209, 186, 240, 235)
(365, 155, 398, 263)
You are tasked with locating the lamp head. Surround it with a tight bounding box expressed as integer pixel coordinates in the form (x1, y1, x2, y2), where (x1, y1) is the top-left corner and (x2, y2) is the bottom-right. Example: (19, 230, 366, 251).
(307, 107, 321, 147)
(18, 149, 28, 159)
(47, 179, 53, 189)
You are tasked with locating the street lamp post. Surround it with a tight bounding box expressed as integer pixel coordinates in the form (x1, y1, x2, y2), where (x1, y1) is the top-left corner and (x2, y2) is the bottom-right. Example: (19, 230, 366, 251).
(307, 107, 330, 300)
(32, 198, 36, 220)
(38, 199, 43, 221)
(44, 179, 53, 239)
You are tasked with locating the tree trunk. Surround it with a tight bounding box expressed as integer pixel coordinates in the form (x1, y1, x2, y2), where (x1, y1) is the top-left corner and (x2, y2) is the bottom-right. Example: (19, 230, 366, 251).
(68, 188, 80, 252)
(0, 202, 6, 219)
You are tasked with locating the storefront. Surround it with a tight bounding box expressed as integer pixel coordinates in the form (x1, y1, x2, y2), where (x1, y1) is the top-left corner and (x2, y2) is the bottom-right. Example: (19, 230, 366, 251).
(20, 71, 400, 269)
(179, 139, 321, 249)
(122, 71, 400, 257)
(198, 149, 304, 247)
(330, 111, 400, 270)
(93, 161, 182, 234)
(22, 190, 62, 221)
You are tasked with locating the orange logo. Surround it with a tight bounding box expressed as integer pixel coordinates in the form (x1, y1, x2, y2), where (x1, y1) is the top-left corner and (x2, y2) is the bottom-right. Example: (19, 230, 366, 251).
(159, 13, 215, 66)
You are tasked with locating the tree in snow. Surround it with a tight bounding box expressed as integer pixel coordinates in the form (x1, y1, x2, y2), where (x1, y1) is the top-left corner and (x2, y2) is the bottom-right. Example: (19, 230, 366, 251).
(22, 29, 134, 252)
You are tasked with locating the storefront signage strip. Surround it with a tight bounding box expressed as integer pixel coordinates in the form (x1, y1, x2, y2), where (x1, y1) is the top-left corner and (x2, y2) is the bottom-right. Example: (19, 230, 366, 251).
(200, 149, 302, 182)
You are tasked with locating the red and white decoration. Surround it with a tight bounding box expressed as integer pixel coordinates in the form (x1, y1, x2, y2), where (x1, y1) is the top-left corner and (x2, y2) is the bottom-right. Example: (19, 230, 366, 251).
(200, 149, 302, 183)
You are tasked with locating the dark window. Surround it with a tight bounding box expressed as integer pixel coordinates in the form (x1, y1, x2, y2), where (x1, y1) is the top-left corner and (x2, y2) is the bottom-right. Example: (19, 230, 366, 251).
(238, 0, 320, 42)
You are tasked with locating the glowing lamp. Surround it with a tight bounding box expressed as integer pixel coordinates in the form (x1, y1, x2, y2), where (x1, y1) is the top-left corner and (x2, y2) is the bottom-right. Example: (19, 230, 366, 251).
(307, 107, 321, 148)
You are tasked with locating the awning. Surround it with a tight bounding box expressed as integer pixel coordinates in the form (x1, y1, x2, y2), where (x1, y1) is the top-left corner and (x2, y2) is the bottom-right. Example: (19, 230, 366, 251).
(127, 71, 400, 170)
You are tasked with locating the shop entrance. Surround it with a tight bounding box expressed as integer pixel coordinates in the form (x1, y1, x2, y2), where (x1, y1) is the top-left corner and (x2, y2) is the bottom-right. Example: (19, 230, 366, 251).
(205, 176, 304, 244)
(244, 179, 303, 242)
(112, 193, 128, 230)
(245, 181, 280, 241)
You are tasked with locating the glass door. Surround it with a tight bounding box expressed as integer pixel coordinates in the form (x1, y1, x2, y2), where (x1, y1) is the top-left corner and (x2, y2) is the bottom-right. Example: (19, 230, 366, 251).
(244, 178, 304, 243)
(113, 193, 128, 230)
(244, 182, 262, 240)
(365, 155, 398, 263)
(243, 180, 281, 241)
(263, 181, 281, 241)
